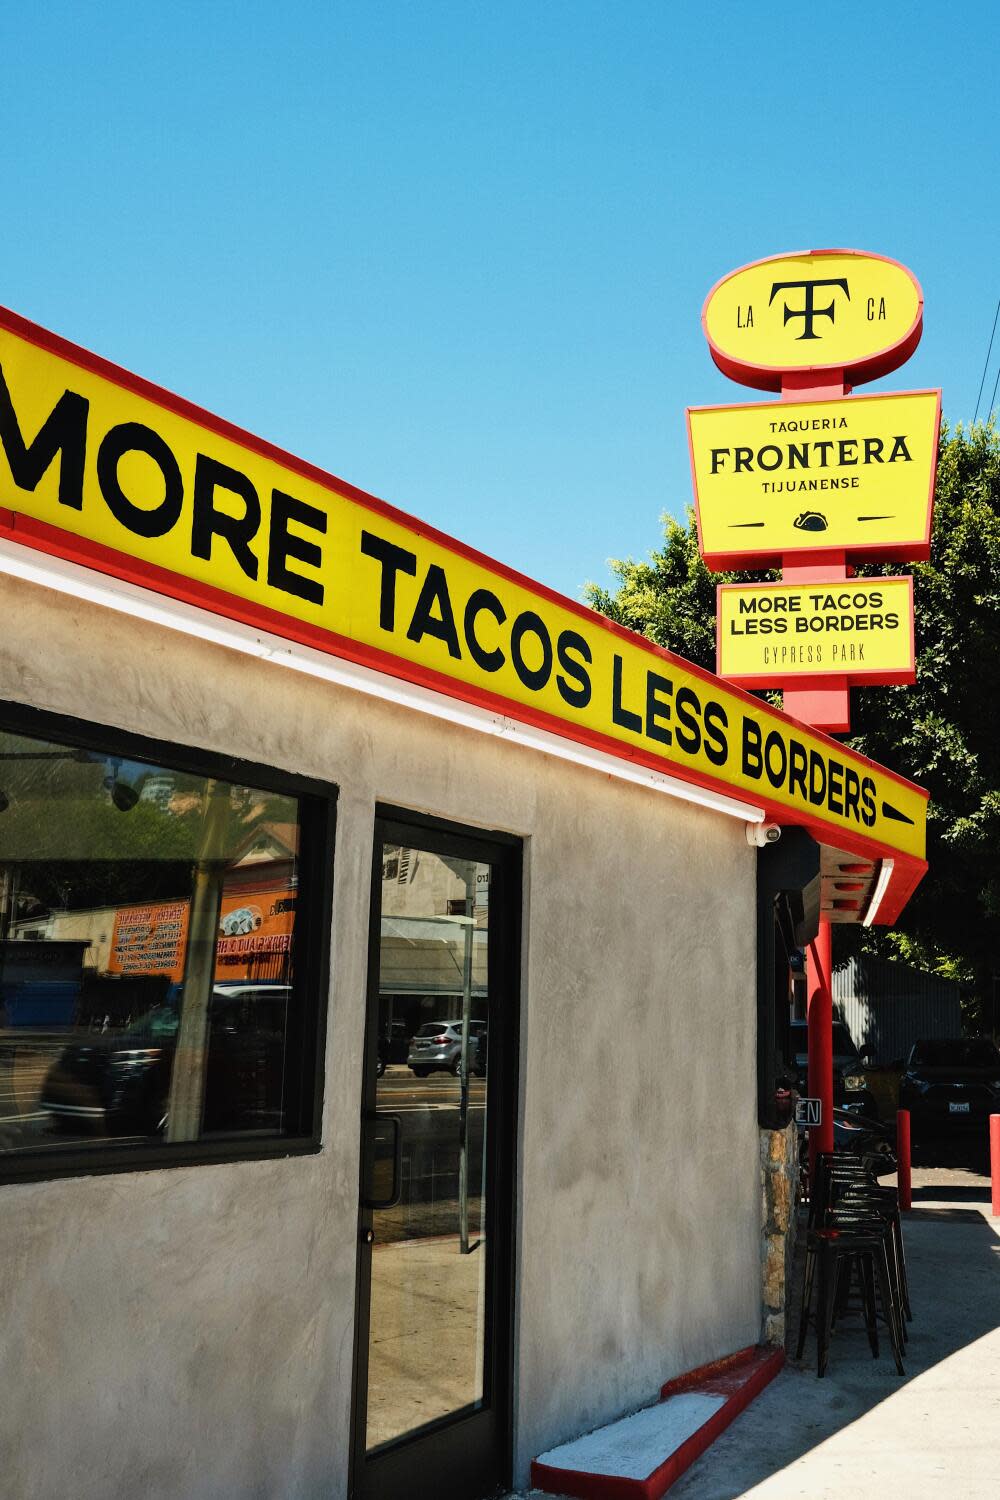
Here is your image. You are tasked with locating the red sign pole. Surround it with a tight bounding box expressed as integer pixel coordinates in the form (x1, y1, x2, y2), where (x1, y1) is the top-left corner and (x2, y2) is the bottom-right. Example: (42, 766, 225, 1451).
(780, 371, 848, 1175)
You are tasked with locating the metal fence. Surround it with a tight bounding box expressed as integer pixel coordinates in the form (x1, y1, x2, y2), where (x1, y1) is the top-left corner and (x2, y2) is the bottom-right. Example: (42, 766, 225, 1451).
(832, 955, 963, 1064)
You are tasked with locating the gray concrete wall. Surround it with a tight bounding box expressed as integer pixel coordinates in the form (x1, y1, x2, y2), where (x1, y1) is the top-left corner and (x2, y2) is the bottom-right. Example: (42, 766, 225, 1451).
(0, 573, 760, 1499)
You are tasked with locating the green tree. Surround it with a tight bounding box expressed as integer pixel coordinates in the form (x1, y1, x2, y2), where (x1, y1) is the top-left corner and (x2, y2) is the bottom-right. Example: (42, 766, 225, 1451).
(586, 421, 1000, 1028)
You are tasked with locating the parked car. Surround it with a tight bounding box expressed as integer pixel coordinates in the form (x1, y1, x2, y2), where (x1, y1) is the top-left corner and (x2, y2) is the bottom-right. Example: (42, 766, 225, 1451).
(789, 1019, 880, 1120)
(407, 1019, 486, 1077)
(899, 1037, 1000, 1141)
(39, 983, 291, 1135)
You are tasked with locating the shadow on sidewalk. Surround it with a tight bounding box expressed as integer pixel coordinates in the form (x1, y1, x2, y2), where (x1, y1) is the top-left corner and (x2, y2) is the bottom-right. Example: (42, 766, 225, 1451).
(665, 1181, 1000, 1499)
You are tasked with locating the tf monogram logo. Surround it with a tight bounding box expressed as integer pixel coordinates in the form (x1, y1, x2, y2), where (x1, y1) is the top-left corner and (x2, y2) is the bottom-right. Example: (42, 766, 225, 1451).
(768, 277, 850, 340)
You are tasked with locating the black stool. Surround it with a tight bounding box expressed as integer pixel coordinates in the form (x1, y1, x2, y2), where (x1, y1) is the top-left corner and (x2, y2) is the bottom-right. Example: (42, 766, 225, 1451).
(796, 1225, 906, 1377)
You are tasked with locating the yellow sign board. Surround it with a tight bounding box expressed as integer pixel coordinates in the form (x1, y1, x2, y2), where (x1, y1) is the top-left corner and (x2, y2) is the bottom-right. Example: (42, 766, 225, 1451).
(688, 390, 939, 570)
(0, 310, 927, 861)
(717, 579, 915, 686)
(703, 249, 923, 390)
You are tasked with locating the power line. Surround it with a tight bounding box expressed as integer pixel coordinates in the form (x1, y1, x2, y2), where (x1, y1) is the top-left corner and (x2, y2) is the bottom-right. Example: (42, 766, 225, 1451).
(990, 354, 1000, 425)
(974, 297, 1000, 425)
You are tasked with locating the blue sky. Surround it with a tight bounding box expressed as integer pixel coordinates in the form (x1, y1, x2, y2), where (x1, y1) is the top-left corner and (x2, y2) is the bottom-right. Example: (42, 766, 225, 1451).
(0, 2, 994, 600)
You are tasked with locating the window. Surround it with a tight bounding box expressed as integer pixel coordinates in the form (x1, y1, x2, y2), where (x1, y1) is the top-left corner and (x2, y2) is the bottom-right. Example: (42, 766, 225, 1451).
(0, 704, 334, 1178)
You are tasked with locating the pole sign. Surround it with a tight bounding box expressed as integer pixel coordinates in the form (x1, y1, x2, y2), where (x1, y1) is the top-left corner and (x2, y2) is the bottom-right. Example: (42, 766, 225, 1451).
(717, 577, 915, 687)
(702, 249, 924, 392)
(692, 247, 939, 720)
(688, 390, 940, 569)
(0, 304, 928, 873)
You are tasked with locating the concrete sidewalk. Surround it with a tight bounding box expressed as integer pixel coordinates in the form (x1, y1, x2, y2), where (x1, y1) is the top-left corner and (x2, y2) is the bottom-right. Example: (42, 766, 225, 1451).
(518, 1165, 1000, 1500)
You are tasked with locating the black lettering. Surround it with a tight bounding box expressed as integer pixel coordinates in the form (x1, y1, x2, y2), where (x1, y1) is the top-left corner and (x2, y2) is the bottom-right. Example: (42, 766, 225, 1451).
(191, 454, 260, 580)
(96, 422, 183, 539)
(808, 750, 827, 805)
(764, 731, 787, 789)
(464, 588, 506, 673)
(827, 760, 845, 816)
(644, 671, 673, 745)
(710, 448, 730, 474)
(863, 437, 884, 463)
(611, 655, 642, 733)
(788, 740, 808, 802)
(787, 442, 809, 469)
(0, 366, 88, 511)
(510, 610, 552, 691)
(704, 702, 729, 766)
(888, 435, 912, 462)
(734, 446, 753, 472)
(406, 563, 461, 658)
(742, 718, 763, 779)
(673, 685, 701, 755)
(860, 776, 877, 827)
(267, 489, 326, 604)
(844, 767, 861, 823)
(837, 439, 858, 466)
(768, 277, 850, 339)
(360, 530, 417, 630)
(555, 629, 592, 708)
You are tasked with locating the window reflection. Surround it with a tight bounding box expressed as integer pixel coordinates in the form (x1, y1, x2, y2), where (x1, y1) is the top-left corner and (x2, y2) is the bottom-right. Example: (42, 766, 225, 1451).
(0, 726, 304, 1157)
(366, 845, 492, 1452)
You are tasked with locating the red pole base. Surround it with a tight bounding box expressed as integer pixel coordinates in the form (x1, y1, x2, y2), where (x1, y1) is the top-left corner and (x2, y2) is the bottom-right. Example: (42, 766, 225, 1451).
(897, 1109, 912, 1211)
(991, 1115, 1000, 1218)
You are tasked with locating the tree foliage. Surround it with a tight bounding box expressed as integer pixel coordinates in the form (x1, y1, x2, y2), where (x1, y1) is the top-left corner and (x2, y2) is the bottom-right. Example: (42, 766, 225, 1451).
(585, 420, 1000, 1025)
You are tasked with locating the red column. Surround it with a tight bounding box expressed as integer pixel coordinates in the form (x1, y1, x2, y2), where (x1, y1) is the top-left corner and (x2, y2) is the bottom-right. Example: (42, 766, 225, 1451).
(808, 919, 834, 1175)
(991, 1115, 1000, 1218)
(897, 1109, 912, 1210)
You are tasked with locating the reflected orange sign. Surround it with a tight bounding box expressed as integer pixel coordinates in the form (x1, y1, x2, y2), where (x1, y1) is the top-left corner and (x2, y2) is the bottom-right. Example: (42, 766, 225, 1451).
(108, 902, 189, 980)
(107, 885, 295, 984)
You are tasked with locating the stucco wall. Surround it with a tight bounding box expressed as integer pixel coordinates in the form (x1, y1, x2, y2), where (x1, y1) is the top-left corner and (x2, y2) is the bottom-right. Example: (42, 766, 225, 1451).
(0, 573, 760, 1499)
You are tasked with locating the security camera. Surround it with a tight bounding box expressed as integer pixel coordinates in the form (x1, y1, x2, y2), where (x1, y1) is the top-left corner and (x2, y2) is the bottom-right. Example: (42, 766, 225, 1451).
(746, 822, 782, 847)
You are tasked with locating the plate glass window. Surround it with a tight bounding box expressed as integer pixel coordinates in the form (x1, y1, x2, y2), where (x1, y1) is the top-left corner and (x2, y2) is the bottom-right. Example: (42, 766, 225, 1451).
(0, 721, 322, 1164)
(366, 848, 492, 1450)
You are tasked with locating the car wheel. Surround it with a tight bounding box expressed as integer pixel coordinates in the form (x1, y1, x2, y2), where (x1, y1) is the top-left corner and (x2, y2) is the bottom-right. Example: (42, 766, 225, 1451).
(411, 1067, 430, 1078)
(376, 1058, 386, 1078)
(449, 1055, 463, 1077)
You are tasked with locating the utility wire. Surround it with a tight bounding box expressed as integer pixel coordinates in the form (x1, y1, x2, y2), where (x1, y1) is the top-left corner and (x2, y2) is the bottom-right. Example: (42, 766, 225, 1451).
(990, 343, 1000, 425)
(974, 297, 1000, 424)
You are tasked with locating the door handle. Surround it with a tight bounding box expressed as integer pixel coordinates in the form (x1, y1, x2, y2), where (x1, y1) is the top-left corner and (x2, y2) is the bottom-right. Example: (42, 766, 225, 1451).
(361, 1112, 403, 1210)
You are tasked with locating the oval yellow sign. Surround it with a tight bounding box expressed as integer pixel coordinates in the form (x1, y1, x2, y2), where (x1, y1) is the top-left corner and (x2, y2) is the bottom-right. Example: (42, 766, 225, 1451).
(702, 249, 923, 391)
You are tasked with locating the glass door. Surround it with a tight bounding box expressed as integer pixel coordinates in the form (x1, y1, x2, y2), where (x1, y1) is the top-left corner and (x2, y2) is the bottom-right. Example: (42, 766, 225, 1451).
(352, 812, 520, 1500)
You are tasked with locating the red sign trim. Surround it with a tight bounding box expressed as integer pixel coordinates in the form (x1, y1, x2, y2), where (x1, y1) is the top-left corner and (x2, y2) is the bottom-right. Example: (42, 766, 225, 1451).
(714, 576, 916, 689)
(701, 248, 925, 393)
(687, 388, 941, 572)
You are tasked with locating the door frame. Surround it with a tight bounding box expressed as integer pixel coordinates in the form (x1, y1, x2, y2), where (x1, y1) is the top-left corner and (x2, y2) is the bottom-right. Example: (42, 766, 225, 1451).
(349, 805, 522, 1500)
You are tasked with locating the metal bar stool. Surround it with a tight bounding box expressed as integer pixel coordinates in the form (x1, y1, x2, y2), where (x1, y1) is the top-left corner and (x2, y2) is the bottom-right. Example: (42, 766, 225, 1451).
(796, 1223, 906, 1377)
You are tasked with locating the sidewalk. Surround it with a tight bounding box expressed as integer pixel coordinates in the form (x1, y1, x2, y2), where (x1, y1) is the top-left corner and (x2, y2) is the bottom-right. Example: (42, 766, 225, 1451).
(516, 1165, 1000, 1500)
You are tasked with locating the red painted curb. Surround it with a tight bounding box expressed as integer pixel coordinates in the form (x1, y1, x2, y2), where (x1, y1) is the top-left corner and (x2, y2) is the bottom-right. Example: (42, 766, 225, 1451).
(659, 1344, 759, 1398)
(531, 1345, 785, 1500)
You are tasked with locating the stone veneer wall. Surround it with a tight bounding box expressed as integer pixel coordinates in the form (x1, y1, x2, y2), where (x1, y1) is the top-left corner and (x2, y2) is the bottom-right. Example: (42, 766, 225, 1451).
(759, 1123, 799, 1345)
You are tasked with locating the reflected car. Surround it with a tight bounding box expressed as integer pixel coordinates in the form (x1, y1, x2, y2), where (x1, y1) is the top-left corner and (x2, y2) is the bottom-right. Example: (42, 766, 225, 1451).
(39, 983, 292, 1136)
(789, 1019, 880, 1120)
(899, 1037, 1000, 1139)
(407, 1020, 486, 1077)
